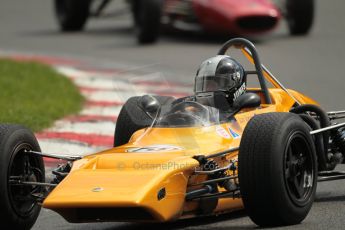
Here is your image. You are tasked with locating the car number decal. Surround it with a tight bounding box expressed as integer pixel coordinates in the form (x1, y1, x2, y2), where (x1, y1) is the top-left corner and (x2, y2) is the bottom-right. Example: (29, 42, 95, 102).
(127, 145, 184, 153)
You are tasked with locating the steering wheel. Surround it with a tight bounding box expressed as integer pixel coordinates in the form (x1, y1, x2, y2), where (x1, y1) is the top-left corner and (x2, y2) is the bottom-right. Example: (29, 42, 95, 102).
(158, 101, 209, 126)
(169, 101, 208, 114)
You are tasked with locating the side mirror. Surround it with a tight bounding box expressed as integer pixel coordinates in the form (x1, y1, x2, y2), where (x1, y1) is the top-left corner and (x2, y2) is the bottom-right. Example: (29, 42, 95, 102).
(233, 93, 261, 110)
(139, 95, 160, 118)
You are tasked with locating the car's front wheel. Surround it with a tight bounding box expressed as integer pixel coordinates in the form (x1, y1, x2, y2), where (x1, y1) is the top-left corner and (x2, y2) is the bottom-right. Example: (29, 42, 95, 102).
(0, 124, 45, 230)
(239, 113, 317, 227)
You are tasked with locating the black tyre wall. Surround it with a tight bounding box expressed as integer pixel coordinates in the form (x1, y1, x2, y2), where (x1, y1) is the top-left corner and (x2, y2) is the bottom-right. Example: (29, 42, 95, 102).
(134, 0, 163, 44)
(0, 124, 44, 230)
(286, 0, 314, 35)
(239, 113, 317, 227)
(55, 0, 91, 31)
(114, 96, 174, 147)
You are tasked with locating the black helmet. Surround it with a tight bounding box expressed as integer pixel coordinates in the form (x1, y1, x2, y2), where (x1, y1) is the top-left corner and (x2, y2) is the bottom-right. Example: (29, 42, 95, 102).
(194, 55, 246, 103)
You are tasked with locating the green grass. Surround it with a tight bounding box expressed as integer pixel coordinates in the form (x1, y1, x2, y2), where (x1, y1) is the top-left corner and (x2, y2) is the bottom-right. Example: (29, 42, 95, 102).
(0, 59, 84, 132)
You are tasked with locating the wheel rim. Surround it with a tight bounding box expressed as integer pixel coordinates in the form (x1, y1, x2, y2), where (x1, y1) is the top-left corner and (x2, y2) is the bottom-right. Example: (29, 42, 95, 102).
(8, 143, 43, 217)
(284, 132, 315, 207)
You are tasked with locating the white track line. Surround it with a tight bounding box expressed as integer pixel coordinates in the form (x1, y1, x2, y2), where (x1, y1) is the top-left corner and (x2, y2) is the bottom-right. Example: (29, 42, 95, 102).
(47, 120, 115, 136)
(80, 106, 122, 117)
(32, 64, 189, 156)
(38, 139, 105, 156)
(81, 91, 146, 103)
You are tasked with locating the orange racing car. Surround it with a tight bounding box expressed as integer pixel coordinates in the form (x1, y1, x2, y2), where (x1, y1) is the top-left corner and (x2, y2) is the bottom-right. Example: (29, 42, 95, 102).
(2, 38, 345, 229)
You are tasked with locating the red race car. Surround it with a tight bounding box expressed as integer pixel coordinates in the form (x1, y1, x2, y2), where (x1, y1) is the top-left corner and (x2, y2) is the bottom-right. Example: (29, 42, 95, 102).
(54, 0, 314, 43)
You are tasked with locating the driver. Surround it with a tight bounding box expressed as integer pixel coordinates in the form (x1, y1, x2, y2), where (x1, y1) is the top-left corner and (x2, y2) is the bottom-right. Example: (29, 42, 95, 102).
(194, 55, 247, 111)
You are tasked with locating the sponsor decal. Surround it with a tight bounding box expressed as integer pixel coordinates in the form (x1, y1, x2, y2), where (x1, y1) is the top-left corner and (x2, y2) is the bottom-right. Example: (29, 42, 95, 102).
(127, 145, 184, 153)
(216, 126, 231, 139)
(229, 128, 241, 139)
(233, 82, 246, 101)
(91, 187, 104, 192)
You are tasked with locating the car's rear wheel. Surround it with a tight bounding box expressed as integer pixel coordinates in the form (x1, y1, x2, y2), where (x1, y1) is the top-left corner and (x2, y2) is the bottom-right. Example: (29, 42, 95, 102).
(114, 95, 174, 147)
(133, 0, 163, 44)
(239, 113, 317, 227)
(286, 0, 314, 35)
(0, 124, 45, 230)
(54, 0, 91, 31)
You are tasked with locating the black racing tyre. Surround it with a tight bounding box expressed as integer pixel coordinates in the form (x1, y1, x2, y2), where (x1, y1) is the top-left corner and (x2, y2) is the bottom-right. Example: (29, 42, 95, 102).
(54, 0, 91, 31)
(239, 113, 317, 227)
(134, 0, 163, 44)
(286, 0, 314, 35)
(114, 95, 174, 147)
(0, 124, 45, 230)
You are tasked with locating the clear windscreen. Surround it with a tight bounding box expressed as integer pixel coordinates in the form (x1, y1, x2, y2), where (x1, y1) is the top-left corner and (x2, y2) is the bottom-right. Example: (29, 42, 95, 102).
(153, 101, 222, 128)
(130, 100, 231, 151)
(130, 98, 230, 145)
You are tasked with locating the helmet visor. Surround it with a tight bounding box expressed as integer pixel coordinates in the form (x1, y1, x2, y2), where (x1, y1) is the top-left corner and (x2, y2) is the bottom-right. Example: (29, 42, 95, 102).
(195, 74, 239, 93)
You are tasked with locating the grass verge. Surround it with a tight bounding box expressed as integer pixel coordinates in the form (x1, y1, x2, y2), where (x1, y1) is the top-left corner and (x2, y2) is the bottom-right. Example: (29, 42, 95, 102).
(0, 59, 84, 132)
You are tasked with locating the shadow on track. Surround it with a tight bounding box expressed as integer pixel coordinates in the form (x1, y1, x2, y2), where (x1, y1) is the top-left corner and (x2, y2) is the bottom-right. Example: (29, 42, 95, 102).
(315, 195, 345, 203)
(101, 210, 255, 230)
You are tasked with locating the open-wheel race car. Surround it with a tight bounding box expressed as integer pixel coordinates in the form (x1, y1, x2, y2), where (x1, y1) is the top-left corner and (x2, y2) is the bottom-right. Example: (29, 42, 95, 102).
(2, 38, 345, 229)
(54, 0, 315, 43)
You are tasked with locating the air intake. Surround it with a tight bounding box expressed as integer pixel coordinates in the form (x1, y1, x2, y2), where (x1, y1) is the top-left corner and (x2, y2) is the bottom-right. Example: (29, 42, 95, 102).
(237, 16, 278, 31)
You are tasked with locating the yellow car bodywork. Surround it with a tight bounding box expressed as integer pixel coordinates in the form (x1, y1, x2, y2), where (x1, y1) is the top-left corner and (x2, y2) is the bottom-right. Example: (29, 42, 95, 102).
(43, 89, 318, 223)
(42, 48, 319, 223)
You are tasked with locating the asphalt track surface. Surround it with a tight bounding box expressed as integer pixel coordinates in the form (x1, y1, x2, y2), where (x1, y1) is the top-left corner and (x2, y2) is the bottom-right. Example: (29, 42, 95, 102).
(1, 0, 345, 229)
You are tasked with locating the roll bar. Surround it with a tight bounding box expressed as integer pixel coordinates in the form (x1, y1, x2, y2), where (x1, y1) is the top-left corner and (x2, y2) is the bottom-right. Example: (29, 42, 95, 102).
(217, 38, 272, 104)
